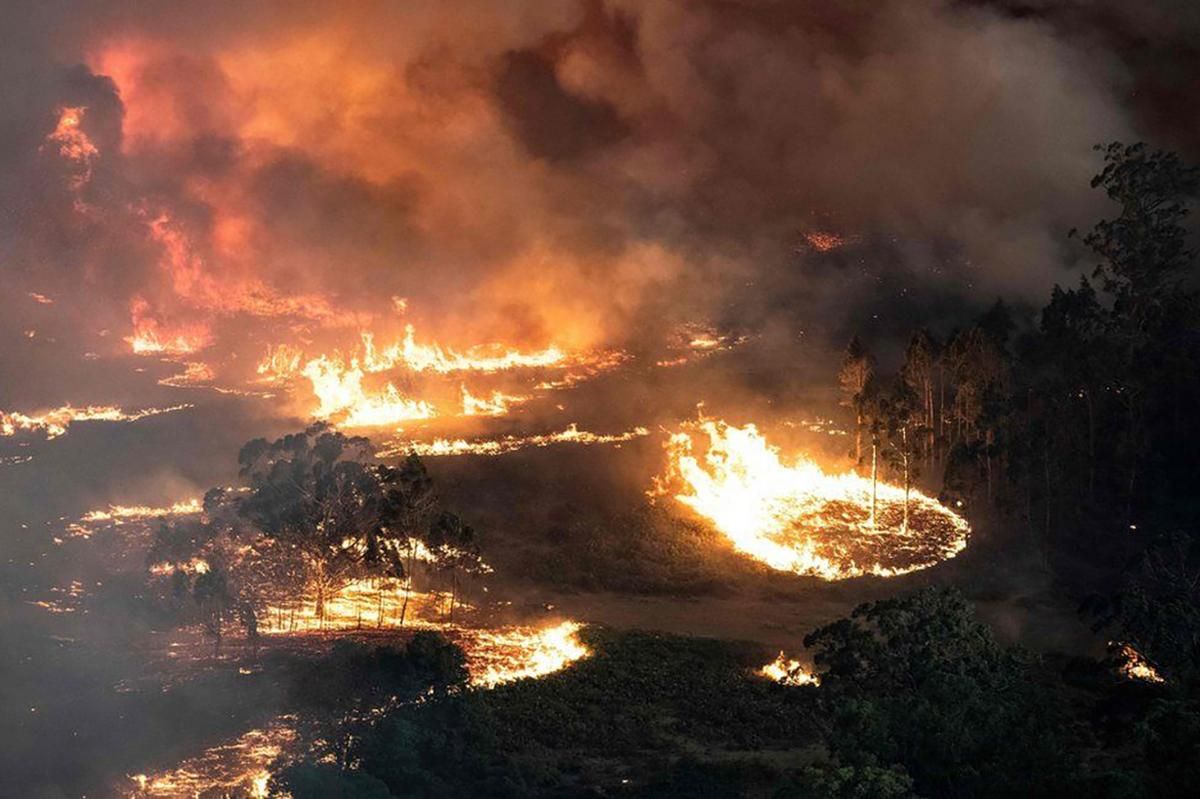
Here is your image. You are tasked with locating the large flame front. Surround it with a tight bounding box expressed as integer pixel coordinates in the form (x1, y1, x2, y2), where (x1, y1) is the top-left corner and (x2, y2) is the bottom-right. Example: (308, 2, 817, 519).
(656, 420, 969, 579)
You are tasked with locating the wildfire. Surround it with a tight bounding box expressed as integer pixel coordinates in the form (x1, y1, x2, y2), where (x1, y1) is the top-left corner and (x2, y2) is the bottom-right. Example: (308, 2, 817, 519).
(45, 106, 98, 196)
(361, 326, 565, 374)
(460, 385, 528, 417)
(123, 621, 588, 795)
(1, 403, 192, 440)
(302, 355, 435, 428)
(125, 296, 212, 355)
(126, 718, 295, 799)
(654, 420, 969, 579)
(149, 558, 210, 576)
(254, 323, 629, 426)
(157, 361, 215, 386)
(81, 499, 204, 523)
(259, 578, 451, 634)
(378, 424, 650, 458)
(1112, 642, 1165, 684)
(255, 343, 304, 382)
(464, 621, 590, 687)
(759, 651, 820, 686)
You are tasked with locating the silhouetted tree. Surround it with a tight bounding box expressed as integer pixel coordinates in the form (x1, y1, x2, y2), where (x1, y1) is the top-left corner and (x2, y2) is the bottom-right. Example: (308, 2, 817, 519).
(839, 336, 876, 468)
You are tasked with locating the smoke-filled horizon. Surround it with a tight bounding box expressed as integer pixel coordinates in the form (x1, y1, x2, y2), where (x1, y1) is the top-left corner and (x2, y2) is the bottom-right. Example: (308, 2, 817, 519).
(4, 0, 1194, 387)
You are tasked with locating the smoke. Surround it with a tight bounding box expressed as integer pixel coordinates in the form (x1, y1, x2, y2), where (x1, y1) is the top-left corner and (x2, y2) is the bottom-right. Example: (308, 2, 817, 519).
(0, 0, 1174, 377)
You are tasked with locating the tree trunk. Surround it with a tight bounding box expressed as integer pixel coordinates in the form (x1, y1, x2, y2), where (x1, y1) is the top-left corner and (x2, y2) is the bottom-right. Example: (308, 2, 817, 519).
(938, 365, 945, 463)
(855, 411, 863, 467)
(400, 543, 417, 627)
(315, 582, 325, 630)
(870, 437, 878, 529)
(902, 426, 910, 535)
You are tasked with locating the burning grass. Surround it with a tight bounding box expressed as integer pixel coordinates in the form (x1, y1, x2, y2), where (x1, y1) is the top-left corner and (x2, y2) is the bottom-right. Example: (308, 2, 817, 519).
(0, 403, 193, 440)
(655, 419, 969, 579)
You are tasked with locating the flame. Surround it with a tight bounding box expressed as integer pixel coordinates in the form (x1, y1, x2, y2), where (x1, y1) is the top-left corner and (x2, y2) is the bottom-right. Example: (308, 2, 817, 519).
(256, 581, 587, 688)
(460, 385, 527, 417)
(81, 499, 204, 523)
(362, 326, 566, 374)
(379, 424, 650, 458)
(157, 361, 215, 386)
(123, 622, 588, 795)
(149, 558, 211, 576)
(260, 325, 620, 426)
(159, 362, 275, 397)
(255, 344, 304, 382)
(125, 296, 212, 355)
(47, 106, 98, 162)
(125, 719, 295, 799)
(45, 106, 99, 196)
(260, 578, 457, 634)
(1, 403, 192, 440)
(302, 355, 435, 428)
(759, 651, 820, 686)
(465, 621, 589, 687)
(1112, 642, 1165, 684)
(28, 292, 54, 305)
(654, 420, 969, 579)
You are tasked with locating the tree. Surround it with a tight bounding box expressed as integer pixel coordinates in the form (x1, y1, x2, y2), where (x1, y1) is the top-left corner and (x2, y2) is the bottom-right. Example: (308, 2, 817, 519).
(839, 336, 876, 468)
(883, 379, 922, 534)
(900, 329, 939, 466)
(192, 567, 234, 654)
(146, 518, 259, 654)
(1080, 142, 1199, 334)
(284, 633, 468, 771)
(1074, 143, 1200, 520)
(803, 587, 1080, 798)
(377, 455, 438, 627)
(425, 511, 486, 620)
(236, 425, 430, 626)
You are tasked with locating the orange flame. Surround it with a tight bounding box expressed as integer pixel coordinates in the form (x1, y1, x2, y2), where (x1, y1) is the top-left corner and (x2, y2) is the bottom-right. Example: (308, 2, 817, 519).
(655, 420, 969, 579)
(45, 106, 99, 194)
(125, 296, 213, 355)
(760, 651, 820, 686)
(379, 424, 649, 458)
(1, 404, 192, 441)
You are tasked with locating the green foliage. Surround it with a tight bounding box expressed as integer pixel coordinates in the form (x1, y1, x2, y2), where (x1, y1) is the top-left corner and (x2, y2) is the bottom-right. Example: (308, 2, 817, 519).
(271, 762, 393, 798)
(1081, 142, 1199, 331)
(804, 587, 1081, 798)
(338, 629, 820, 796)
(1086, 531, 1200, 682)
(780, 763, 916, 799)
(286, 633, 468, 768)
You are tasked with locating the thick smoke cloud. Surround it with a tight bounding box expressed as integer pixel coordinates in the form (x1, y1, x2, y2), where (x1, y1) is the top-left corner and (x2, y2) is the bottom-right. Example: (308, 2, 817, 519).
(0, 0, 1174, 377)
